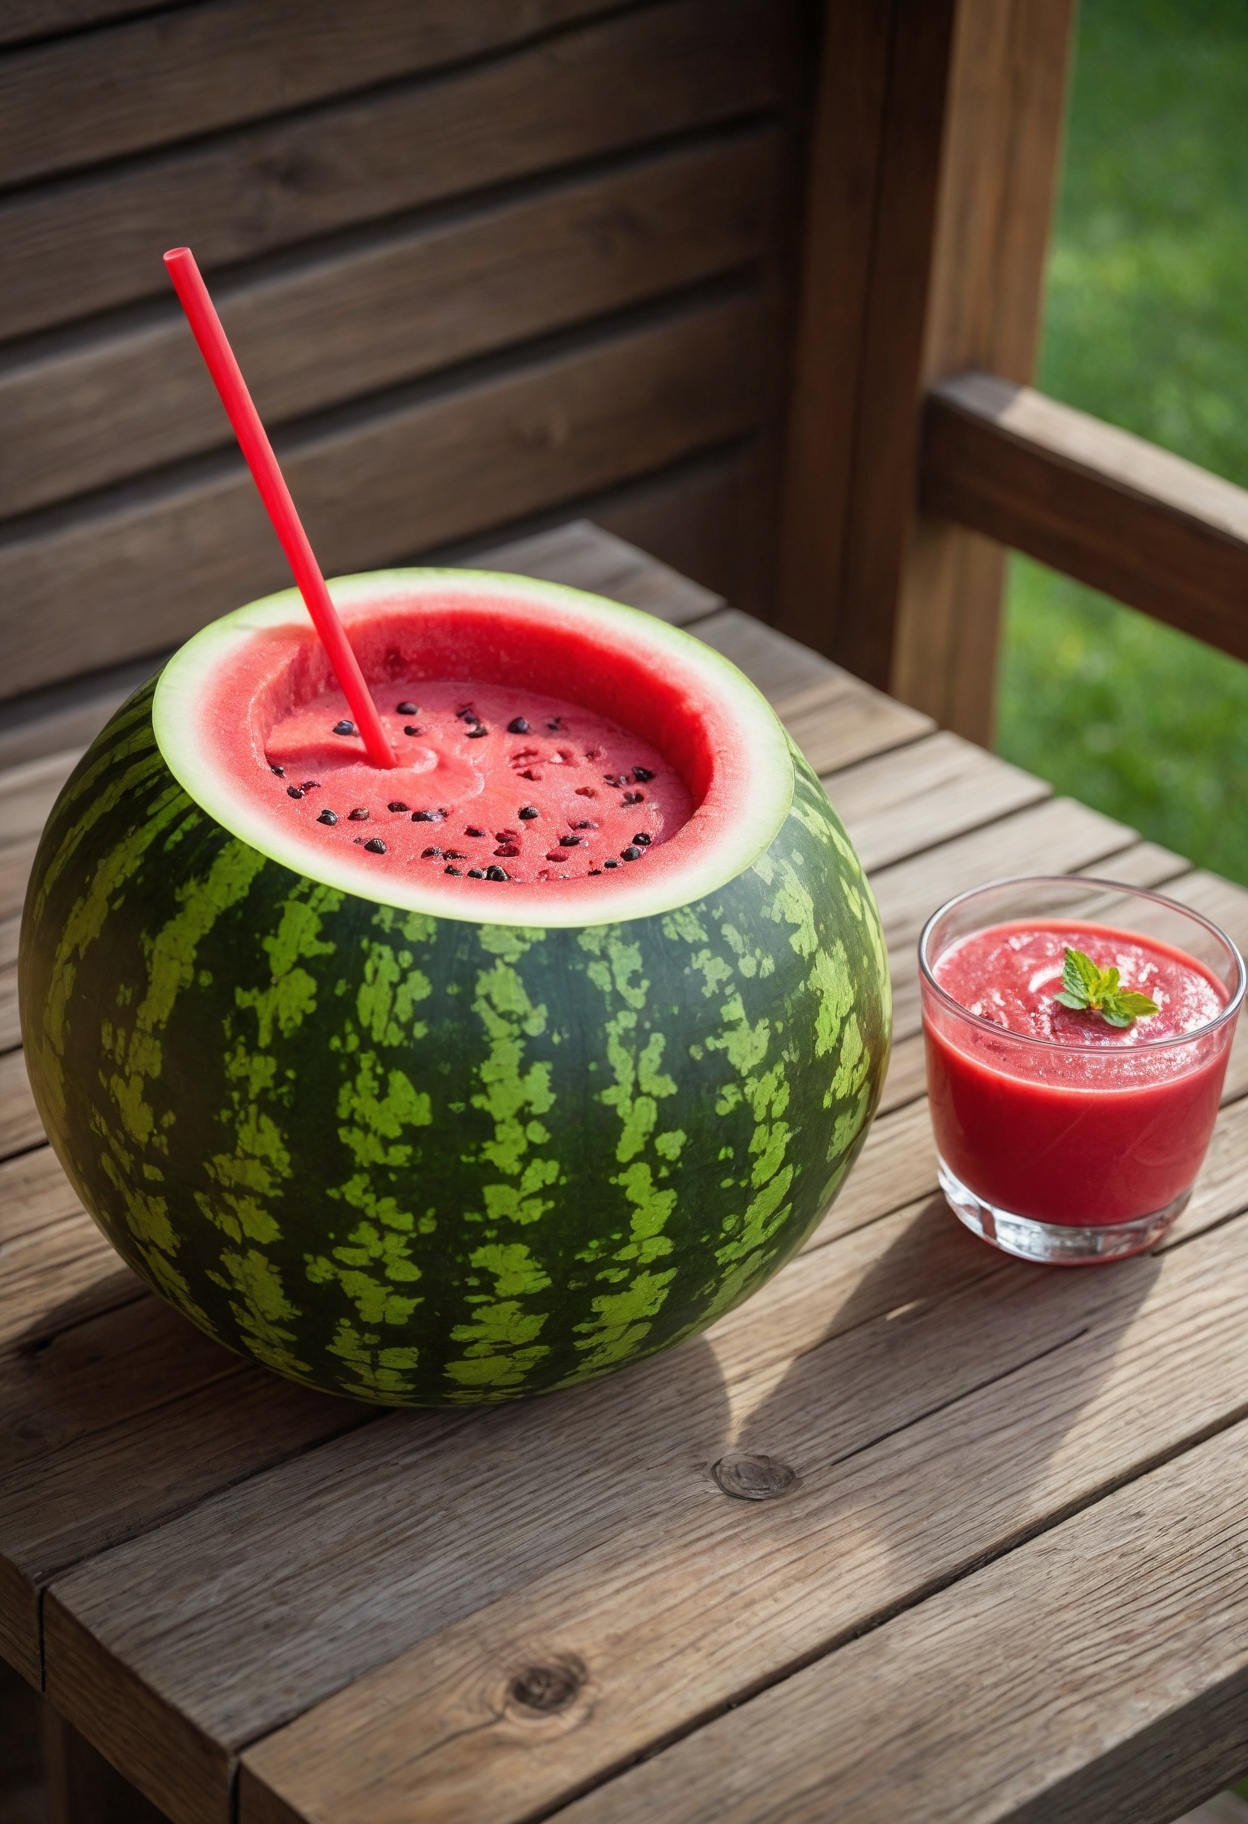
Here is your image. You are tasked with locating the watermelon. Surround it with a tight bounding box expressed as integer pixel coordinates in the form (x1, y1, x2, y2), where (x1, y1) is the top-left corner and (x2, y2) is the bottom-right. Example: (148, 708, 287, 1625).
(19, 571, 891, 1405)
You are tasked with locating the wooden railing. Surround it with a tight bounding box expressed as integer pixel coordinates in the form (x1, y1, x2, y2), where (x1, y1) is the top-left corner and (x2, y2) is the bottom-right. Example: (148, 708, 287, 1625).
(923, 372, 1248, 667)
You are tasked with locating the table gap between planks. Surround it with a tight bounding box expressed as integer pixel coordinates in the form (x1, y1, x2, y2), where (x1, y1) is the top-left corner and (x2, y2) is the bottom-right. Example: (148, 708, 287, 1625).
(3, 523, 1248, 1824)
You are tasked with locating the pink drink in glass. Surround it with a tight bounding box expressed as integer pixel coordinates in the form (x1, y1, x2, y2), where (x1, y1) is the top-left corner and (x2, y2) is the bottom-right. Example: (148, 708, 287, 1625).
(920, 879, 1244, 1264)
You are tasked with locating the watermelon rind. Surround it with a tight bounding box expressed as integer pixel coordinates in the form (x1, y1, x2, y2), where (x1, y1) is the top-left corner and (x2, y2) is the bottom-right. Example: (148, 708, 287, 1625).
(20, 573, 891, 1405)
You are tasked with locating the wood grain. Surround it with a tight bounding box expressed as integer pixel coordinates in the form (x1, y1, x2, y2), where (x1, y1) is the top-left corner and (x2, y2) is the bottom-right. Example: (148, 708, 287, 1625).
(774, 674, 934, 776)
(0, 750, 77, 847)
(0, 0, 170, 52)
(235, 1215, 1248, 1824)
(690, 609, 839, 705)
(824, 729, 1050, 874)
(0, 0, 790, 341)
(3, 130, 783, 517)
(0, 0, 614, 188)
(870, 794, 1138, 953)
(776, 0, 958, 686)
(545, 1417, 1248, 1824)
(889, 0, 1075, 740)
(0, 290, 776, 701)
(923, 373, 1248, 667)
(0, 1052, 40, 1159)
(469, 518, 723, 626)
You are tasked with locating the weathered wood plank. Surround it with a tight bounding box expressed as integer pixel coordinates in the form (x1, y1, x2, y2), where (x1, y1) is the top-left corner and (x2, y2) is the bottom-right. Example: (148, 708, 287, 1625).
(3, 131, 783, 517)
(471, 519, 722, 626)
(0, 839, 37, 922)
(774, 674, 934, 776)
(0, 1053, 40, 1161)
(870, 795, 1138, 954)
(0, 0, 790, 342)
(825, 730, 1050, 875)
(542, 1417, 1248, 1824)
(691, 609, 839, 706)
(0, 290, 776, 702)
(924, 373, 1248, 668)
(0, 0, 614, 188)
(0, 0, 169, 52)
(0, 750, 76, 848)
(233, 1215, 1248, 1824)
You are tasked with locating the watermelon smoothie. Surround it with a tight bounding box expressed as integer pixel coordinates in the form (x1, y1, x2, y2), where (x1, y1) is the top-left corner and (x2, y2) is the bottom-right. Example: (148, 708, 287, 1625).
(920, 879, 1244, 1264)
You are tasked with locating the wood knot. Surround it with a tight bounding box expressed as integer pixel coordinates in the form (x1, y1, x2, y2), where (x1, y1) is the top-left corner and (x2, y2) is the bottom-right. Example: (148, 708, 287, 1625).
(507, 1658, 586, 1716)
(712, 1452, 800, 1501)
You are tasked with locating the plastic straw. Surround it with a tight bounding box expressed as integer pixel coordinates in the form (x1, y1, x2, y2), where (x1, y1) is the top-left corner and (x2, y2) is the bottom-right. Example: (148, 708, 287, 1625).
(163, 247, 396, 769)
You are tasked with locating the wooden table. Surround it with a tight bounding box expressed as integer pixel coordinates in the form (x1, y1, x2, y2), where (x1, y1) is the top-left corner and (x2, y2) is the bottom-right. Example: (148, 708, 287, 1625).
(5, 523, 1248, 1824)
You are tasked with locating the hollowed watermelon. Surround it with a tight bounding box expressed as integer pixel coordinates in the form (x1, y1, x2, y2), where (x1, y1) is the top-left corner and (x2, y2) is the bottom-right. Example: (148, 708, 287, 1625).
(19, 571, 890, 1404)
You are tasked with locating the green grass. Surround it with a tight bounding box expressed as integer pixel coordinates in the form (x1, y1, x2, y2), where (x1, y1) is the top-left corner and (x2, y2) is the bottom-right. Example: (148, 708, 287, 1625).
(996, 0, 1248, 883)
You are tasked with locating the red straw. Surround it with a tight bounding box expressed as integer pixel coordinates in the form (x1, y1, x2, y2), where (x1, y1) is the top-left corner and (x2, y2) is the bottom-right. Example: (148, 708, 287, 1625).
(163, 247, 396, 769)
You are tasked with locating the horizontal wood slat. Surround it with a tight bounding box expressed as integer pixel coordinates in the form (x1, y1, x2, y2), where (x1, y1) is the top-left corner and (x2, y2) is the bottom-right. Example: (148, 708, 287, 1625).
(233, 1211, 1248, 1824)
(0, 1, 170, 52)
(546, 1418, 1248, 1824)
(1, 130, 783, 517)
(0, 0, 613, 189)
(0, 0, 790, 343)
(0, 289, 777, 701)
(923, 371, 1248, 663)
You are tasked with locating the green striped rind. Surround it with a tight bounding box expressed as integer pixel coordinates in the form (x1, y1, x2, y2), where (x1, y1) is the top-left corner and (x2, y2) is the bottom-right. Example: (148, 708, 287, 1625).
(20, 681, 890, 1405)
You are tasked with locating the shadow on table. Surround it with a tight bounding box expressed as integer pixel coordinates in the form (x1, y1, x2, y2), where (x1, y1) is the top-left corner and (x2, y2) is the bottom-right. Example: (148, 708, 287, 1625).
(729, 1190, 1160, 1616)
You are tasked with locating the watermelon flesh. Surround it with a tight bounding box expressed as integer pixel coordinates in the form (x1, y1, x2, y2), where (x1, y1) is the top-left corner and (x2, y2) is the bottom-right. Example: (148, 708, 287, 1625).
(20, 570, 892, 1405)
(263, 679, 693, 884)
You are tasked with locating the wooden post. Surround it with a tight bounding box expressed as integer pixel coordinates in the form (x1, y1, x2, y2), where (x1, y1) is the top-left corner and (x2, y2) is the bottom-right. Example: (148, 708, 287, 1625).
(42, 1706, 170, 1824)
(776, 0, 1075, 745)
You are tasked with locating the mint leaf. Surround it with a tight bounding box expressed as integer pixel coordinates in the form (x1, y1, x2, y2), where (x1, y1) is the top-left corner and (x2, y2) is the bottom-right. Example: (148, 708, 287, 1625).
(1054, 947, 1160, 1029)
(1063, 948, 1102, 999)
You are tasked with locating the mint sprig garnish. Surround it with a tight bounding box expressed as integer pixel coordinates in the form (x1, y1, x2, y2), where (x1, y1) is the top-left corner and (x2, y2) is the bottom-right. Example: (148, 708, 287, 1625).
(1053, 946, 1160, 1029)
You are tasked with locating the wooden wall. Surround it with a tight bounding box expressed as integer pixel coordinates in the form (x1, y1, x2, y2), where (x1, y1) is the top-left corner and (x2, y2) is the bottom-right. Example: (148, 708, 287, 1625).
(0, 0, 813, 707)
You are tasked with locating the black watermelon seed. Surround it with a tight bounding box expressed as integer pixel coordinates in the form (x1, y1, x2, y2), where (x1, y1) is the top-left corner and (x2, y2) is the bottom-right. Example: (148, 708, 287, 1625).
(621, 846, 642, 861)
(270, 764, 285, 776)
(632, 766, 655, 782)
(485, 866, 509, 881)
(572, 819, 597, 830)
(518, 805, 539, 820)
(547, 718, 562, 731)
(507, 717, 530, 734)
(286, 786, 304, 799)
(404, 725, 423, 736)
(457, 707, 479, 722)
(301, 781, 321, 791)
(348, 808, 369, 821)
(559, 835, 583, 847)
(623, 790, 643, 804)
(445, 866, 463, 875)
(333, 720, 356, 736)
(421, 846, 443, 858)
(317, 809, 338, 825)
(603, 859, 620, 869)
(495, 845, 520, 858)
(467, 868, 485, 879)
(466, 726, 488, 738)
(364, 838, 387, 854)
(465, 826, 486, 837)
(444, 849, 467, 860)
(632, 832, 652, 846)
(412, 810, 438, 822)
(387, 801, 409, 813)
(589, 869, 602, 875)
(396, 702, 418, 715)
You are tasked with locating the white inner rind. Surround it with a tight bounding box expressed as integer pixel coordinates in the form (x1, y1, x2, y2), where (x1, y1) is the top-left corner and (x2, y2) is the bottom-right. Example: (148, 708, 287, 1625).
(153, 568, 795, 929)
